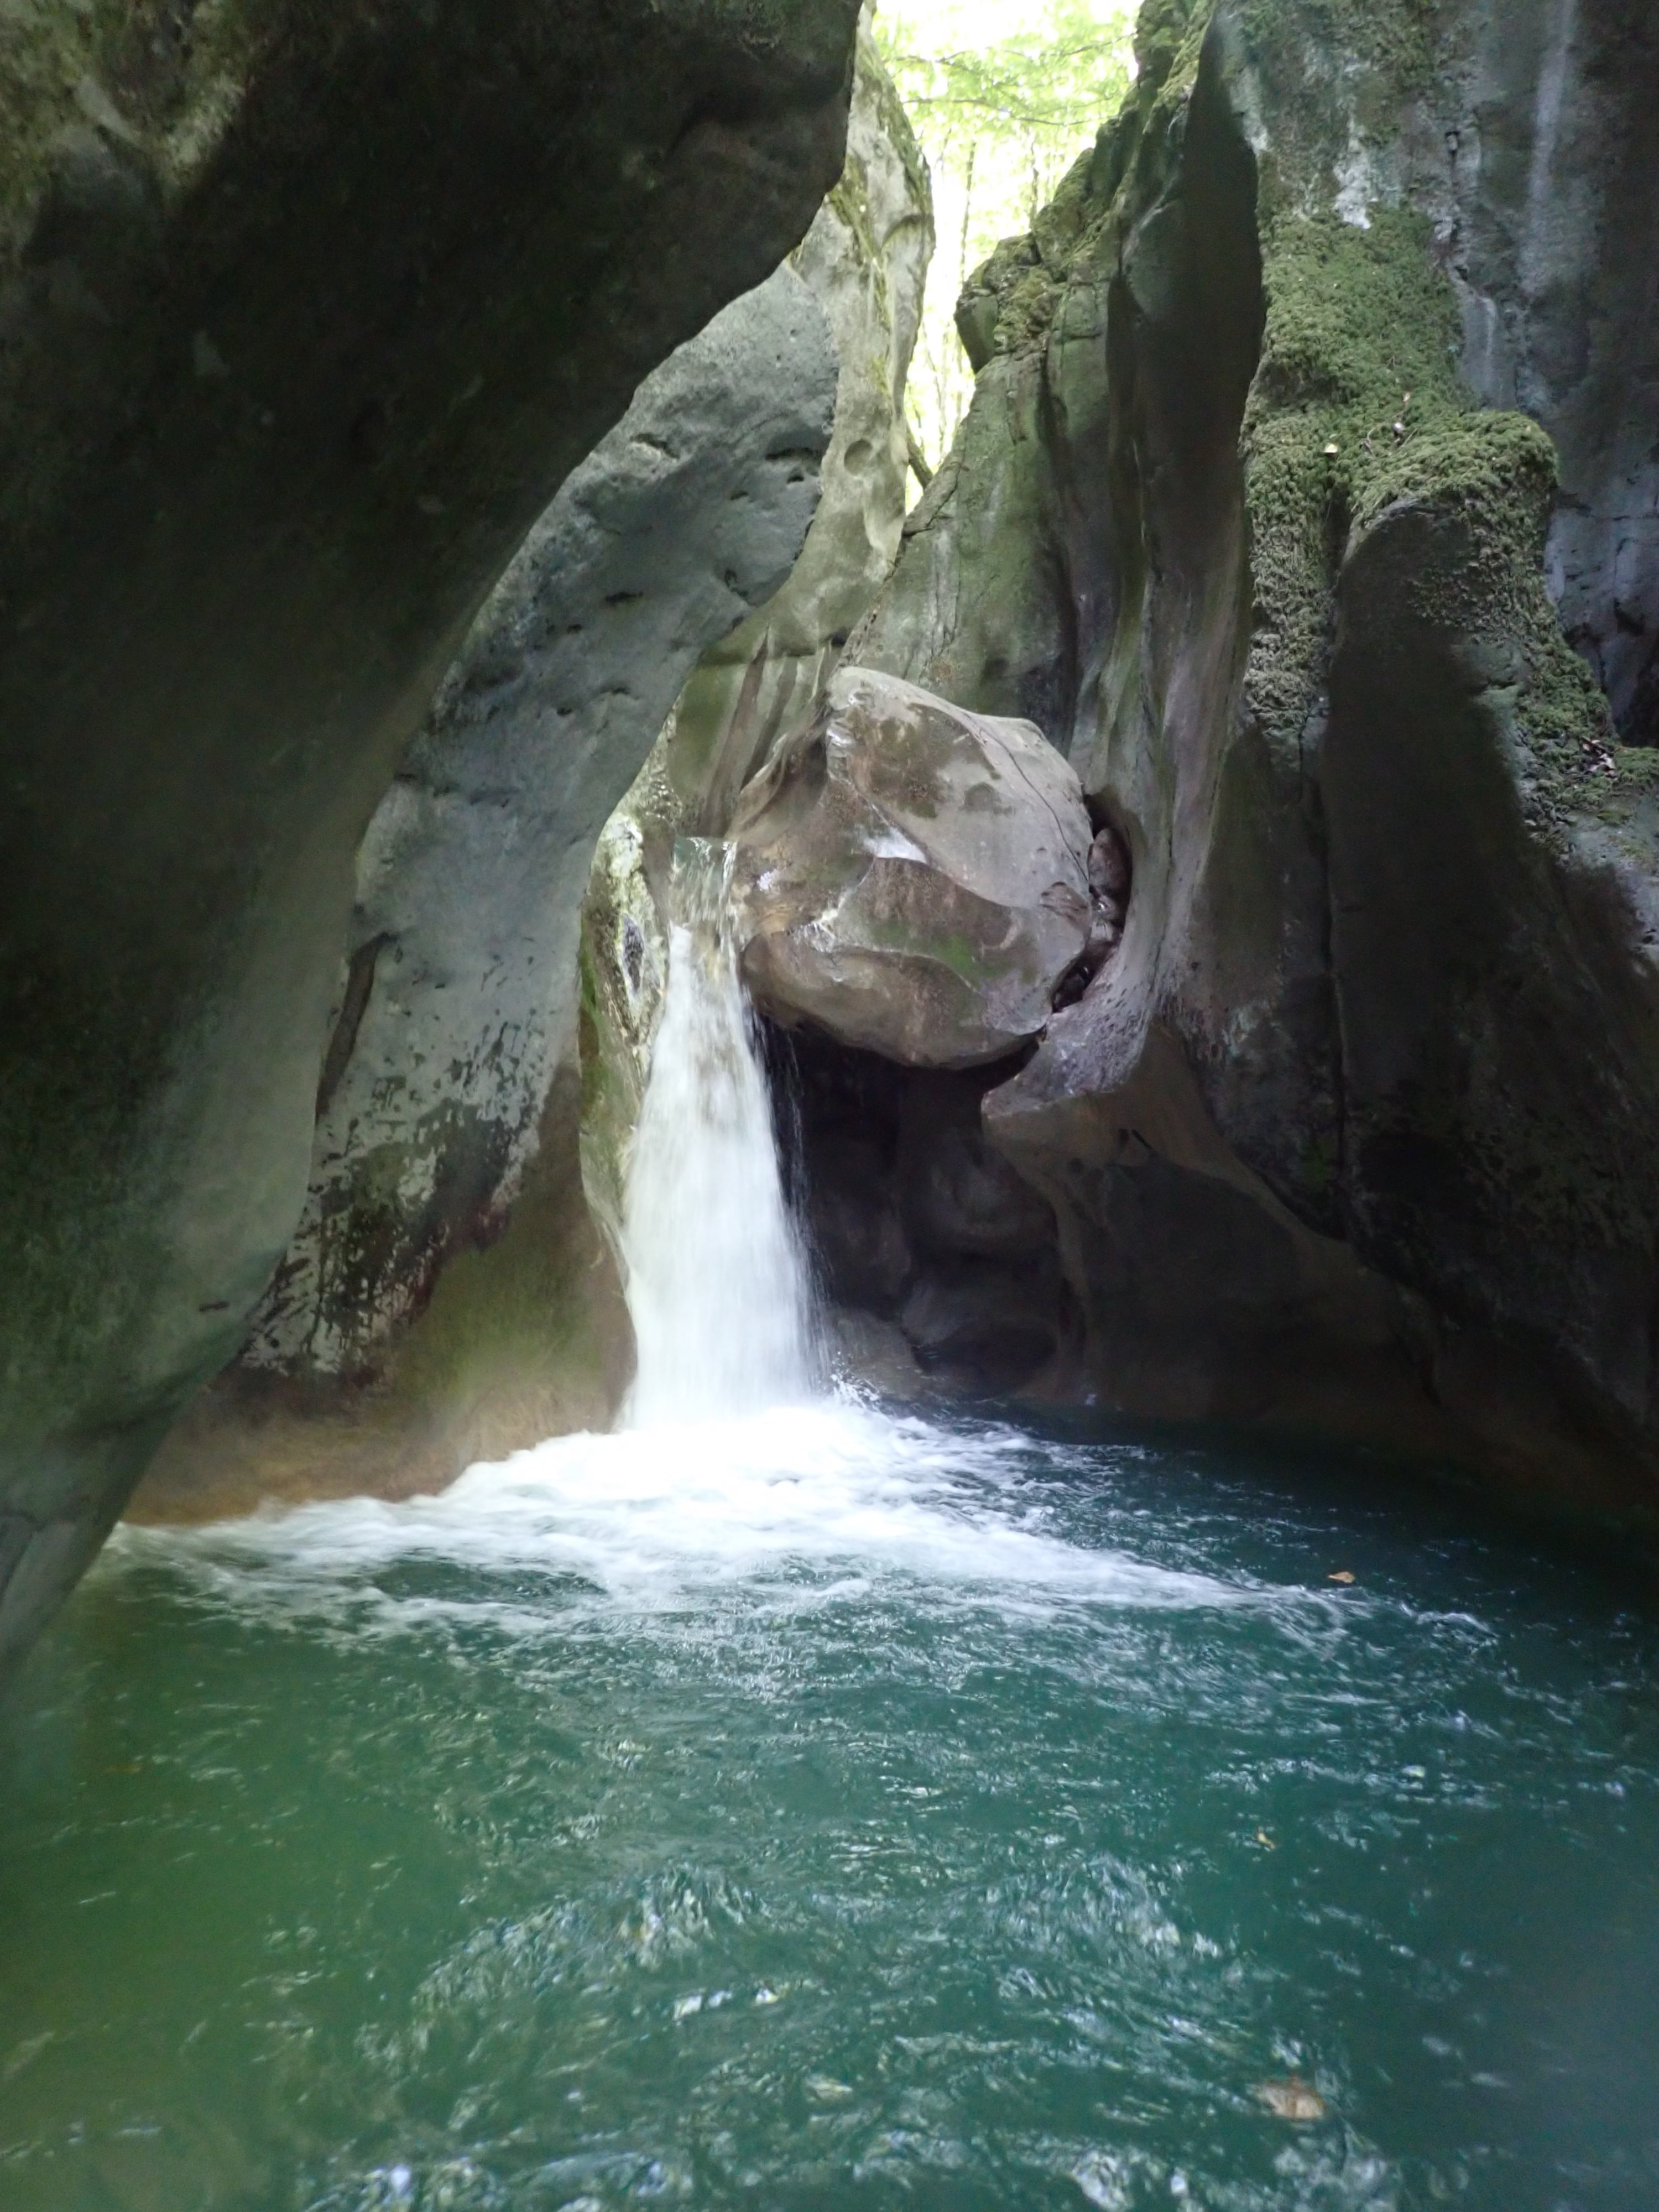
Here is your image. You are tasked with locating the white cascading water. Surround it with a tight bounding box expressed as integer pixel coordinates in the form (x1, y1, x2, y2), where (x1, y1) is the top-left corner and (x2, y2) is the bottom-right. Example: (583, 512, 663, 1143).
(122, 838, 1242, 1620)
(620, 841, 817, 1426)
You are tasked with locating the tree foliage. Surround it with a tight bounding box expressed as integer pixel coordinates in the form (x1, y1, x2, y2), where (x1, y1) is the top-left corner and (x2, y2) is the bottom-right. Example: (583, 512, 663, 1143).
(875, 0, 1134, 473)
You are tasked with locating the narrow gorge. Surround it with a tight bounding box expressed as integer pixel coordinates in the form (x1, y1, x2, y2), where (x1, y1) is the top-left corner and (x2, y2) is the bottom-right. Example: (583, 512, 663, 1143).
(3, 1, 1659, 2205)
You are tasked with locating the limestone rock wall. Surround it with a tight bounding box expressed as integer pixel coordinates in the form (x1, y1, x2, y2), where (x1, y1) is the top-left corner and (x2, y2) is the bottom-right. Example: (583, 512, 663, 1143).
(142, 12, 929, 1525)
(0, 0, 863, 1669)
(625, 8, 935, 855)
(248, 268, 836, 1385)
(850, 0, 1659, 1526)
(134, 267, 837, 1522)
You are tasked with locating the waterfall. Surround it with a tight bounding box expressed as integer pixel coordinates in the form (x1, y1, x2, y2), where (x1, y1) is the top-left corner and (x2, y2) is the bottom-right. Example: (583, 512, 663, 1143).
(620, 841, 816, 1426)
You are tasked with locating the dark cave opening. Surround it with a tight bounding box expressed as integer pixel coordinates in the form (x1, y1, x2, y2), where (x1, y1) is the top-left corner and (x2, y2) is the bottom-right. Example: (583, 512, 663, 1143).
(758, 1016, 1076, 1395)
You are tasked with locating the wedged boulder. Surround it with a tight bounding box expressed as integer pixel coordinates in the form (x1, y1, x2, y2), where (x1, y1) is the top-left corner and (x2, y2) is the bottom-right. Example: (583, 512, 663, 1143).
(728, 666, 1093, 1067)
(0, 0, 862, 1668)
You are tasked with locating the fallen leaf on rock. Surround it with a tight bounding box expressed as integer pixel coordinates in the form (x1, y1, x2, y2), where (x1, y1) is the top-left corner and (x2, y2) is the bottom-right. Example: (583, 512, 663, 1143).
(1327, 1570, 1356, 1584)
(805, 2074, 854, 2103)
(1255, 2075, 1327, 2121)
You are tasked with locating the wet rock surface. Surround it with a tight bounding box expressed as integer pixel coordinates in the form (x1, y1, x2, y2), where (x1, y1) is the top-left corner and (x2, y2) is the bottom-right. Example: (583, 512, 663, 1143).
(897, 1070, 1057, 1265)
(775, 1022, 1072, 1396)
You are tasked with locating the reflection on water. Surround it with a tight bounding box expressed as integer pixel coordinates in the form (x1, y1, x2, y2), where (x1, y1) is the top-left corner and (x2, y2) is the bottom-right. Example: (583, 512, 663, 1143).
(4, 1400, 1659, 2210)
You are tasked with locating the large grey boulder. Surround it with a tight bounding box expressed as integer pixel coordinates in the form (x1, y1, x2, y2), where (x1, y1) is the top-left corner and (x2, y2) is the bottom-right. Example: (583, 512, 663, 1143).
(848, 0, 1659, 1522)
(0, 0, 862, 1668)
(728, 666, 1093, 1067)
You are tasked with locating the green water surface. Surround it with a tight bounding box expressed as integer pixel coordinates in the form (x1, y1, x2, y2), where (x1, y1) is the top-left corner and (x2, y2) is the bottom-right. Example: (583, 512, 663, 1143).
(2, 1403, 1657, 2211)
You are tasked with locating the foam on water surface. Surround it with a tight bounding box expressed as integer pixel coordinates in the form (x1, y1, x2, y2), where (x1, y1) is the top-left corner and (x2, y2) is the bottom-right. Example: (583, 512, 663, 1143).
(109, 1400, 1258, 1630)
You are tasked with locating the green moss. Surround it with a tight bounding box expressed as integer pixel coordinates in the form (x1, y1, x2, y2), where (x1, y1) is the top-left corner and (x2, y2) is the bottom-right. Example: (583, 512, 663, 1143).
(1142, 0, 1212, 118)
(1241, 208, 1466, 755)
(1350, 409, 1556, 532)
(957, 0, 1210, 370)
(1371, 414, 1614, 790)
(1252, 211, 1463, 426)
(1238, 0, 1449, 219)
(1238, 204, 1620, 823)
(1242, 0, 1439, 101)
(1133, 0, 1198, 90)
(0, 4, 89, 264)
(1361, 415, 1619, 827)
(0, 0, 281, 270)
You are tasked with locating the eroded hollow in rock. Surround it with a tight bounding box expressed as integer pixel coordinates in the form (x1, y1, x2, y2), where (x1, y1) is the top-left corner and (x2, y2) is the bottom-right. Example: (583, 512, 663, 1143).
(759, 1016, 1076, 1394)
(1054, 812, 1133, 1010)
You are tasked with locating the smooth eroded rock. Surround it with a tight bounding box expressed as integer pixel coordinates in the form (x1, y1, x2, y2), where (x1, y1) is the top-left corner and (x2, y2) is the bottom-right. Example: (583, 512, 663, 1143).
(242, 265, 836, 1385)
(634, 9, 935, 845)
(729, 666, 1092, 1067)
(0, 0, 862, 1669)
